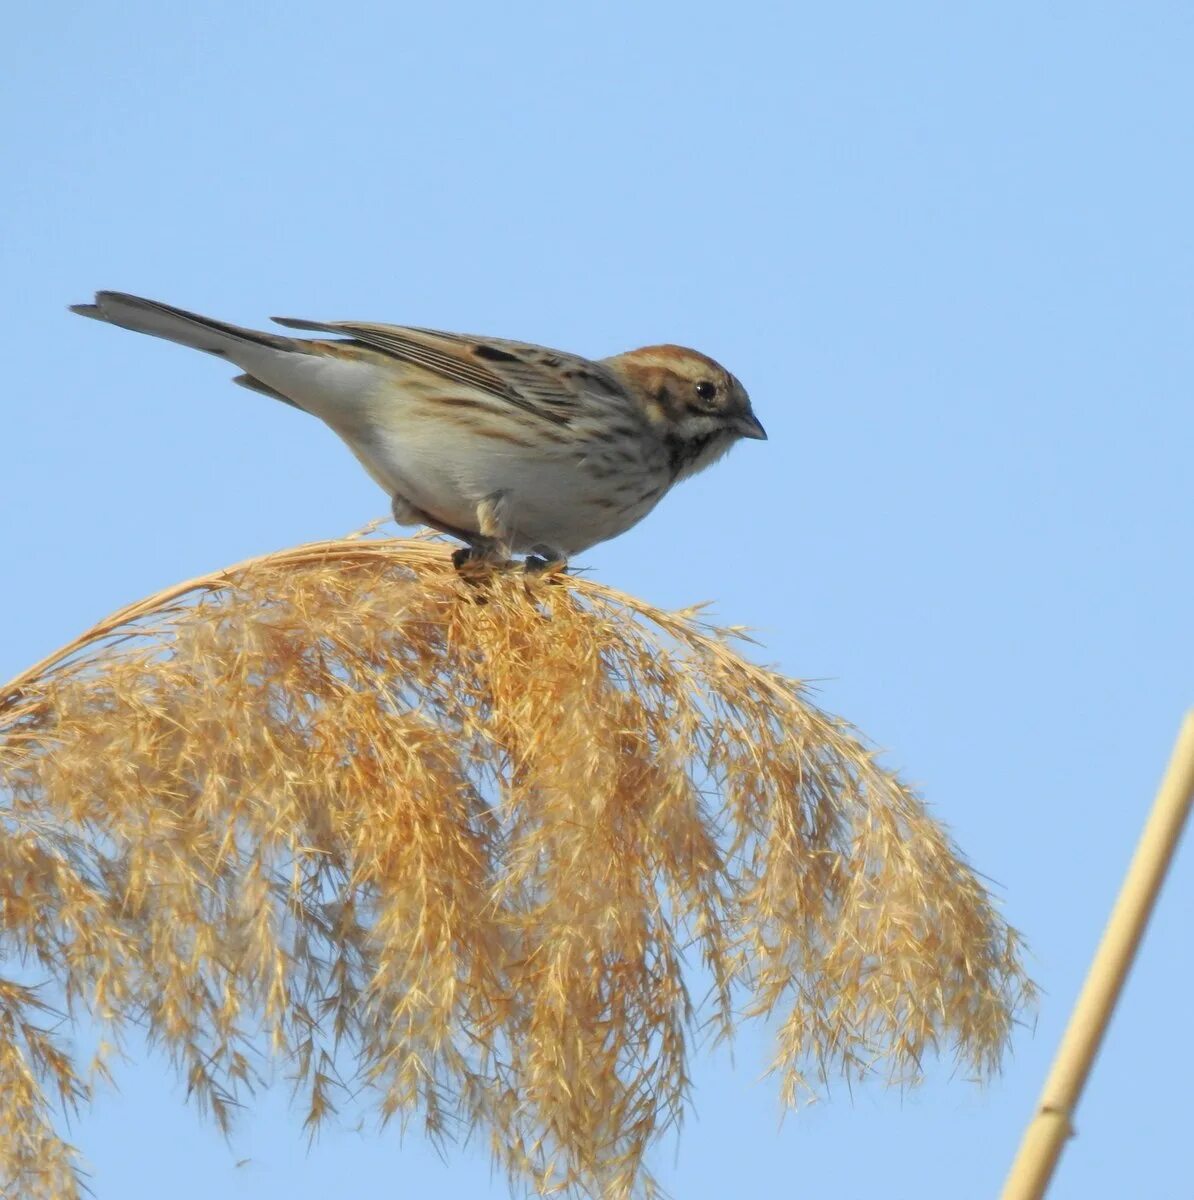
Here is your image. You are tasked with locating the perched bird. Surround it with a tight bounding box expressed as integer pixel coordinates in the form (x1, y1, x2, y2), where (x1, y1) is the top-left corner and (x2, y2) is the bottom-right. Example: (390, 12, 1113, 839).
(71, 292, 767, 569)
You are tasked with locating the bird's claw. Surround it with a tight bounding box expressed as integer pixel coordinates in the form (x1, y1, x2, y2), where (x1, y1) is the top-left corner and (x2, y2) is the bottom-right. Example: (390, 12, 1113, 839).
(451, 545, 515, 577)
(523, 554, 568, 579)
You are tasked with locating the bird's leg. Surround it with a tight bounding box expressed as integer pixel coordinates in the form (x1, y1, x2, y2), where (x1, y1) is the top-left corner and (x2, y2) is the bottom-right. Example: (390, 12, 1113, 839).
(391, 491, 530, 576)
(455, 493, 513, 568)
(450, 538, 509, 572)
(391, 493, 503, 571)
(524, 544, 569, 577)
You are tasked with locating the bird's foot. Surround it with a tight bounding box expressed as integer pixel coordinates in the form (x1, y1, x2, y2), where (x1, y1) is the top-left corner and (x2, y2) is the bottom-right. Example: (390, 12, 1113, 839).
(523, 550, 568, 579)
(451, 540, 515, 577)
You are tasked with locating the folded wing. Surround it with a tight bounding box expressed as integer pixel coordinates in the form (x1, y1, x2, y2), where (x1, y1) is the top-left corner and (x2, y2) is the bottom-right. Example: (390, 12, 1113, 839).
(272, 317, 627, 427)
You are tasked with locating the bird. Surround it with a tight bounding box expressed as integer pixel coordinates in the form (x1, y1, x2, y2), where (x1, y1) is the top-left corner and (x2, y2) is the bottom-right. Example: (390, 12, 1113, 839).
(70, 291, 767, 571)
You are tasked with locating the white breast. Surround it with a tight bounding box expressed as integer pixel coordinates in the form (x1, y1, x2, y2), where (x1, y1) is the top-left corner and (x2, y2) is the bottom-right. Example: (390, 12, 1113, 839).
(226, 344, 669, 553)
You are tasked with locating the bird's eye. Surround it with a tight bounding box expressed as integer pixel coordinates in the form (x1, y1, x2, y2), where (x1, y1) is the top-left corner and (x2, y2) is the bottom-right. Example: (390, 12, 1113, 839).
(694, 380, 717, 403)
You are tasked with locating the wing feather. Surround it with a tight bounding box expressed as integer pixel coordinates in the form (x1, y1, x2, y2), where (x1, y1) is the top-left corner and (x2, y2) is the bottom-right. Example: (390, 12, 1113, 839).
(271, 317, 627, 426)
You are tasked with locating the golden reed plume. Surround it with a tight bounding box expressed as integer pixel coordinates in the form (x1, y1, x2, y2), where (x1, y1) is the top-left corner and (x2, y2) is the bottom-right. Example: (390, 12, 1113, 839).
(0, 533, 1034, 1199)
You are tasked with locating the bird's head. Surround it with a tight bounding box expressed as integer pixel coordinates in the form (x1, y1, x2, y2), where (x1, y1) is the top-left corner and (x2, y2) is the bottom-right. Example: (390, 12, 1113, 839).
(603, 344, 766, 480)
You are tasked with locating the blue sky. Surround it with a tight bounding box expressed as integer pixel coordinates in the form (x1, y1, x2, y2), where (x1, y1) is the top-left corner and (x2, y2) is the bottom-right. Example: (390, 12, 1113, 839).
(4, 3, 1192, 1197)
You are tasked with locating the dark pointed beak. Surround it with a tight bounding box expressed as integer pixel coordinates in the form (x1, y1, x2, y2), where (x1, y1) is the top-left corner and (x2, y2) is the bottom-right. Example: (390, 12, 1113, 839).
(736, 412, 768, 441)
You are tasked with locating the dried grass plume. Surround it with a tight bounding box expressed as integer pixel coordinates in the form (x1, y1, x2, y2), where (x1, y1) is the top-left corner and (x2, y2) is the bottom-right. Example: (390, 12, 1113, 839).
(0, 533, 1035, 1199)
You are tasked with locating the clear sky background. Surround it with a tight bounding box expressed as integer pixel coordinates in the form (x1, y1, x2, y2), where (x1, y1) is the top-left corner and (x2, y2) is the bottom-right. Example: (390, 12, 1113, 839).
(3, 3, 1192, 1198)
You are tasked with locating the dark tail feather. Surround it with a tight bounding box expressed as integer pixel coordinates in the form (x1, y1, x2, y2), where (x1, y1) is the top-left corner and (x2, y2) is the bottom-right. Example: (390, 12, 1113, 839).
(70, 291, 300, 357)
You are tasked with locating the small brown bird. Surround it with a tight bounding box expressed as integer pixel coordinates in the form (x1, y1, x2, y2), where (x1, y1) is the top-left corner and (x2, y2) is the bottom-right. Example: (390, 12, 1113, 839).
(72, 291, 767, 569)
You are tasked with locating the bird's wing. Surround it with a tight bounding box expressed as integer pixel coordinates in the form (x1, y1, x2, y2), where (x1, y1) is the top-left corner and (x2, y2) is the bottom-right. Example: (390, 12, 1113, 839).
(270, 317, 627, 426)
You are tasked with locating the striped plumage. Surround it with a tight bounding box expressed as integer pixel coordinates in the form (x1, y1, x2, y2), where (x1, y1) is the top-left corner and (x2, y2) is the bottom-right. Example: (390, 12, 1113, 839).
(71, 291, 767, 567)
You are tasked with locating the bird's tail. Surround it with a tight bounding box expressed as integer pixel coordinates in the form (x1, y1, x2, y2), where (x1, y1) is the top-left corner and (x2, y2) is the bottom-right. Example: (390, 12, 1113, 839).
(70, 291, 300, 358)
